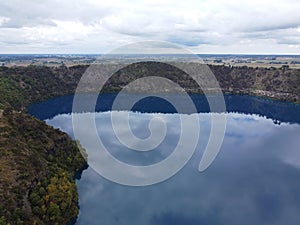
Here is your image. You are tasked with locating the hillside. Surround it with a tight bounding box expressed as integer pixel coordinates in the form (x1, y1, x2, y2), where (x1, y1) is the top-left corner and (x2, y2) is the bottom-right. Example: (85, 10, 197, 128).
(0, 69, 87, 224)
(0, 63, 299, 107)
(0, 110, 86, 225)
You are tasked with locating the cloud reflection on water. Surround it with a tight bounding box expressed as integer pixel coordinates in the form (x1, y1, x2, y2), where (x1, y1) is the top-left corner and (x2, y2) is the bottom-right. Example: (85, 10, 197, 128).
(46, 111, 300, 225)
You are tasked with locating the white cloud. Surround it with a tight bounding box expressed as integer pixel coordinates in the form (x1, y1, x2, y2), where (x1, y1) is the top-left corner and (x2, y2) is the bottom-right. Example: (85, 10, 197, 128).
(0, 16, 10, 26)
(0, 0, 300, 53)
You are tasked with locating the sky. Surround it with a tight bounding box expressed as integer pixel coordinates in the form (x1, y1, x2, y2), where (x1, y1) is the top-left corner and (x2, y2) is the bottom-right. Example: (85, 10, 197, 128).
(0, 0, 300, 54)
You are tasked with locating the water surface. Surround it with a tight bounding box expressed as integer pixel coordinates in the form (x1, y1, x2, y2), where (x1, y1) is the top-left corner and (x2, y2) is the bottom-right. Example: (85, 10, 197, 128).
(29, 94, 300, 225)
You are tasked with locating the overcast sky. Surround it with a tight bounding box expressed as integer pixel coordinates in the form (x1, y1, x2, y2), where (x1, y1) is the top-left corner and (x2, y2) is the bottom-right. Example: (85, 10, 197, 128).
(0, 0, 300, 54)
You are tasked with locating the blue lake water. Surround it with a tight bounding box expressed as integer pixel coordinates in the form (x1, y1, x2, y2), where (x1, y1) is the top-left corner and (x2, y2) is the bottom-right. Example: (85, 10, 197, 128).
(29, 94, 300, 225)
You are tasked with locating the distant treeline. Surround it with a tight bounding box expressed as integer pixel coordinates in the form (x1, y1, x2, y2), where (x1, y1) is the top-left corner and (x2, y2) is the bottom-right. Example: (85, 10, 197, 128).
(1, 62, 299, 110)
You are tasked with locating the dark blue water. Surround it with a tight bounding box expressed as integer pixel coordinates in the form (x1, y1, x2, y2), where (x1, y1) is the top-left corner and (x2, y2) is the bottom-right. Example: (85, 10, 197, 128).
(29, 94, 300, 225)
(28, 94, 300, 124)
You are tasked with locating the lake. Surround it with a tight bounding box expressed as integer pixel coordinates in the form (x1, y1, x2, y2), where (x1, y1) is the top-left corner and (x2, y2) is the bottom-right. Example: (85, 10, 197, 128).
(28, 94, 300, 225)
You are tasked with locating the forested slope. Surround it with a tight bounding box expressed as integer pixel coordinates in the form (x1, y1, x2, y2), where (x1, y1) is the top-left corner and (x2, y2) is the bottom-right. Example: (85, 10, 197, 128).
(0, 67, 87, 225)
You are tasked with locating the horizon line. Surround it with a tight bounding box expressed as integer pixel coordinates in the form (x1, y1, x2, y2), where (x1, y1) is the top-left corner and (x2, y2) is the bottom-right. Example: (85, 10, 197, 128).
(1, 53, 300, 56)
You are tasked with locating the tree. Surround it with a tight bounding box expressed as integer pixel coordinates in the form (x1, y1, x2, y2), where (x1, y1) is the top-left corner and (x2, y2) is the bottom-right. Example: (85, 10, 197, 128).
(47, 203, 60, 222)
(0, 216, 7, 225)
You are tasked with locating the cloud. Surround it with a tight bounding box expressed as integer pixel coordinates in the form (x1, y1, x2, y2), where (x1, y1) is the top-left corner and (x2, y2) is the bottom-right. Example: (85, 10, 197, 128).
(240, 26, 300, 46)
(0, 0, 300, 53)
(48, 110, 300, 225)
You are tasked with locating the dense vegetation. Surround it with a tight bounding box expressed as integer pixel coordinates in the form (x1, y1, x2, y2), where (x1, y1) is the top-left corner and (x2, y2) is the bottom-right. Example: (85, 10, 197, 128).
(111, 62, 300, 102)
(0, 63, 299, 107)
(0, 62, 299, 224)
(0, 78, 27, 110)
(0, 110, 86, 225)
(0, 65, 86, 109)
(210, 64, 300, 103)
(0, 66, 87, 224)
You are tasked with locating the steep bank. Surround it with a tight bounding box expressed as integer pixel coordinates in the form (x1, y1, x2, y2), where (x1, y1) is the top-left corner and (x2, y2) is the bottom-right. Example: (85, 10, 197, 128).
(0, 71, 87, 224)
(0, 63, 299, 106)
(210, 64, 300, 103)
